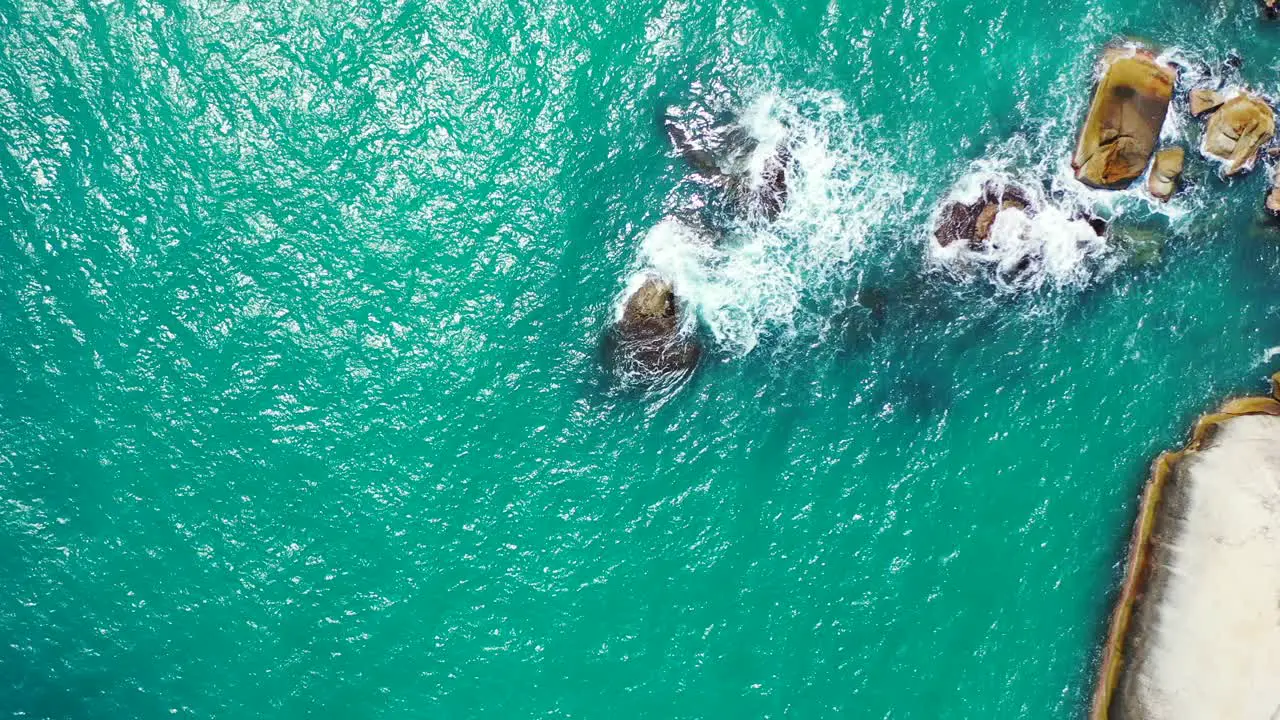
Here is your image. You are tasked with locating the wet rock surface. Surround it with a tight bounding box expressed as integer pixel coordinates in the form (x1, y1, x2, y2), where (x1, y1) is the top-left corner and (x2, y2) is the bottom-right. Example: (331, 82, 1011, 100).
(1266, 164, 1280, 217)
(934, 184, 1031, 250)
(663, 108, 791, 222)
(1189, 88, 1226, 118)
(1148, 146, 1185, 201)
(1201, 93, 1275, 175)
(604, 277, 701, 383)
(1073, 50, 1176, 189)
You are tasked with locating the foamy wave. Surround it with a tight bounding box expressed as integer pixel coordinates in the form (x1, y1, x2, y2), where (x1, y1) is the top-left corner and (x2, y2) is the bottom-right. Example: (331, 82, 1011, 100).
(637, 218, 800, 351)
(925, 103, 1205, 293)
(733, 93, 790, 190)
(927, 159, 1114, 292)
(626, 88, 904, 355)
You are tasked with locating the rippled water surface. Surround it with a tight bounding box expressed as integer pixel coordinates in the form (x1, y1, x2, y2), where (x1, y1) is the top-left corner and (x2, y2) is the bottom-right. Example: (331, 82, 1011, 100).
(4, 0, 1280, 716)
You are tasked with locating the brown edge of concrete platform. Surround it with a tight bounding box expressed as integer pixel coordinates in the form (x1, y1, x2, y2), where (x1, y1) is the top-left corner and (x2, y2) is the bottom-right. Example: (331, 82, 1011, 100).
(1088, 372, 1280, 720)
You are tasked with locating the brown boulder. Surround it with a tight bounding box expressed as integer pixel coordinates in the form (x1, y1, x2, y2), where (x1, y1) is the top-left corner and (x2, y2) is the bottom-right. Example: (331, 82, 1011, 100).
(605, 277, 701, 382)
(1073, 50, 1176, 189)
(1189, 89, 1226, 118)
(1147, 147, 1185, 201)
(935, 184, 1031, 250)
(1202, 93, 1275, 175)
(1267, 165, 1280, 217)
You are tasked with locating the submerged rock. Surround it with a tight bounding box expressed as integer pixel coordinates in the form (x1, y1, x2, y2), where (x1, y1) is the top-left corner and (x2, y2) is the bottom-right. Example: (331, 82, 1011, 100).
(1073, 49, 1176, 189)
(934, 183, 1031, 250)
(1115, 226, 1165, 266)
(835, 286, 892, 350)
(1189, 88, 1226, 118)
(1147, 147, 1185, 201)
(725, 143, 790, 222)
(856, 287, 889, 326)
(604, 277, 701, 383)
(1202, 93, 1275, 175)
(662, 110, 724, 179)
(663, 109, 791, 222)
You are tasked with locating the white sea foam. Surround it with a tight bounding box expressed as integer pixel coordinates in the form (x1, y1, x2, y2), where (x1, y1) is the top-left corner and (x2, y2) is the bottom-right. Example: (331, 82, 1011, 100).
(625, 89, 904, 355)
(925, 67, 1208, 294)
(1159, 93, 1187, 144)
(733, 93, 790, 189)
(623, 48, 1218, 351)
(1125, 414, 1280, 719)
(926, 158, 1115, 292)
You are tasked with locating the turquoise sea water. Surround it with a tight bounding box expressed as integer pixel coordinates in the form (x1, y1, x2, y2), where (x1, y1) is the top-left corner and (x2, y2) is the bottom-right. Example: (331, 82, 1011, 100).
(4, 0, 1280, 716)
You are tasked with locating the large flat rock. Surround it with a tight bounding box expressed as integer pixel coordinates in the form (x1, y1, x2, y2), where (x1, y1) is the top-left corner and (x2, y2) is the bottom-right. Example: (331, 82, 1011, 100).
(1073, 50, 1176, 189)
(1092, 394, 1280, 719)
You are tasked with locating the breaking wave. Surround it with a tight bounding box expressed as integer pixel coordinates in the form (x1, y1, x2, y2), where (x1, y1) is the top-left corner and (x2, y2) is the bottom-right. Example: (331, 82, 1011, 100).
(626, 88, 906, 356)
(925, 161, 1116, 292)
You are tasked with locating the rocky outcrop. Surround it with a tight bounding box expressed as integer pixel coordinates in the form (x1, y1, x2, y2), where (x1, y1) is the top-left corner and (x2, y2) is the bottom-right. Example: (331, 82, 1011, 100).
(1266, 163, 1280, 217)
(605, 277, 701, 382)
(1073, 50, 1177, 189)
(1147, 147, 1185, 201)
(664, 110, 791, 222)
(726, 145, 790, 221)
(1189, 88, 1226, 118)
(1201, 93, 1275, 175)
(934, 184, 1031, 250)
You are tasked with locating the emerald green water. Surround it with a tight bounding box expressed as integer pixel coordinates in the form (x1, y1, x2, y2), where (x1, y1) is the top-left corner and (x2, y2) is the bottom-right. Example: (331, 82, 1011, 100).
(4, 0, 1280, 715)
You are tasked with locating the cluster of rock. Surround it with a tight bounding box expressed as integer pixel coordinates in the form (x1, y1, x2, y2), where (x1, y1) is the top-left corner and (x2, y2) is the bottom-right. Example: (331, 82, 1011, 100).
(617, 46, 1280, 382)
(1193, 89, 1280, 215)
(935, 184, 1032, 251)
(928, 45, 1280, 287)
(1073, 47, 1278, 207)
(1193, 90, 1274, 175)
(605, 109, 793, 385)
(930, 54, 1173, 263)
(931, 177, 1110, 288)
